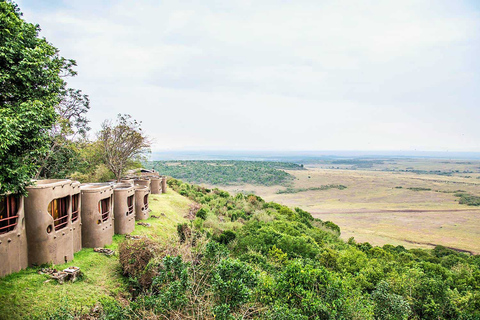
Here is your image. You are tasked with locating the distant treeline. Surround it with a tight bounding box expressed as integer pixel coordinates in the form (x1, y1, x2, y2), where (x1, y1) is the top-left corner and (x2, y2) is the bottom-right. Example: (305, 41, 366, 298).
(277, 184, 347, 194)
(152, 160, 304, 186)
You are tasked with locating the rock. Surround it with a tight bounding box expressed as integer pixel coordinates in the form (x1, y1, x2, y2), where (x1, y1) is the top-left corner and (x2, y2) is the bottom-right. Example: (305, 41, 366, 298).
(63, 266, 81, 282)
(94, 248, 115, 256)
(137, 222, 151, 227)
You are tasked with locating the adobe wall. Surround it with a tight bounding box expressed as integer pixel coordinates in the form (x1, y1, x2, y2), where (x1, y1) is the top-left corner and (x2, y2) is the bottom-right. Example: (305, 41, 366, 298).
(24, 179, 75, 266)
(161, 176, 167, 194)
(134, 179, 151, 188)
(120, 179, 134, 186)
(80, 184, 114, 248)
(0, 194, 28, 277)
(134, 185, 150, 220)
(113, 183, 135, 234)
(149, 177, 162, 194)
(71, 181, 82, 254)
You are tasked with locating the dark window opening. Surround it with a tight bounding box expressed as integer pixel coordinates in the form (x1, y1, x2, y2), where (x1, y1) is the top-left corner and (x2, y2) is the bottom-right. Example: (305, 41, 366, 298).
(0, 195, 19, 234)
(48, 196, 69, 231)
(71, 194, 80, 222)
(127, 195, 134, 215)
(98, 198, 110, 222)
(143, 194, 149, 211)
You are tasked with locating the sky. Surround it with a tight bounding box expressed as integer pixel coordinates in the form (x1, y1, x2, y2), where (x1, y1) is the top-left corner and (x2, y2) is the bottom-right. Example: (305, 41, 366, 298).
(16, 0, 480, 152)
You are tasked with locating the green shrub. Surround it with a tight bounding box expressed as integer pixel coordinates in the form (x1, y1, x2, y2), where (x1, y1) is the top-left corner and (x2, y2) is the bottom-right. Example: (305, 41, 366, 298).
(372, 281, 411, 320)
(211, 258, 257, 316)
(196, 208, 207, 220)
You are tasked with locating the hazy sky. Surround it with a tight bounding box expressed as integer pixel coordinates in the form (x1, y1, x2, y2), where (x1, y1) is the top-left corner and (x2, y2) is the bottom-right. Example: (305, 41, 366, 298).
(16, 0, 480, 152)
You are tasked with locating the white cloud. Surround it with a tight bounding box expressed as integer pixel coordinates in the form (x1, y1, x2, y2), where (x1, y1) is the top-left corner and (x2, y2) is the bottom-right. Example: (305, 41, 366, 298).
(16, 0, 480, 151)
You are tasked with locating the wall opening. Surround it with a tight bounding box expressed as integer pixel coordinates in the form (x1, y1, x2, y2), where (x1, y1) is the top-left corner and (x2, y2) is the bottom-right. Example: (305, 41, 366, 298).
(143, 194, 149, 211)
(71, 194, 79, 222)
(0, 195, 19, 234)
(48, 196, 69, 231)
(127, 195, 134, 215)
(98, 198, 110, 222)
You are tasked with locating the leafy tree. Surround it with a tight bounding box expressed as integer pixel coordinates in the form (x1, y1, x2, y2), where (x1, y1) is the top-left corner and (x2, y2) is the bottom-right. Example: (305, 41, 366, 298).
(98, 114, 151, 181)
(35, 88, 90, 179)
(0, 1, 77, 194)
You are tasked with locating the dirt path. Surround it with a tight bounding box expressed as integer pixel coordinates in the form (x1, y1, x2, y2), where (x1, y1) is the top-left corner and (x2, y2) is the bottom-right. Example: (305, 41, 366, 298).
(311, 208, 480, 215)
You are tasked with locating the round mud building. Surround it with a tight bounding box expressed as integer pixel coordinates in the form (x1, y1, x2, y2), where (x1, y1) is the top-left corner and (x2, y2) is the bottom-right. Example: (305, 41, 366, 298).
(120, 178, 135, 186)
(149, 177, 162, 194)
(134, 178, 151, 189)
(134, 185, 150, 220)
(80, 184, 114, 248)
(113, 183, 135, 234)
(0, 193, 28, 277)
(161, 176, 167, 194)
(24, 179, 75, 266)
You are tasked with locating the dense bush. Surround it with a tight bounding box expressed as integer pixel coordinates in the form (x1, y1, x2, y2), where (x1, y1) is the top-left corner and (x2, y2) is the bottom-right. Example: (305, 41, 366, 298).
(47, 179, 480, 319)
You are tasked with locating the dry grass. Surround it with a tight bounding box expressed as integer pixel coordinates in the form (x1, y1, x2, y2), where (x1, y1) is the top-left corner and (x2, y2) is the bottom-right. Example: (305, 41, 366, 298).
(210, 163, 480, 254)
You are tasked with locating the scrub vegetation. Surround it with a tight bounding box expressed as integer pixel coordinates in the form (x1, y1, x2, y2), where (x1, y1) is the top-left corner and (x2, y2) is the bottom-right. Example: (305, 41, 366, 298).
(277, 184, 347, 194)
(25, 179, 480, 319)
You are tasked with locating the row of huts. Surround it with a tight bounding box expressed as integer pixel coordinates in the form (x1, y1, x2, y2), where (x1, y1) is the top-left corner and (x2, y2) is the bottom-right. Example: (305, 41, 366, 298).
(0, 172, 167, 277)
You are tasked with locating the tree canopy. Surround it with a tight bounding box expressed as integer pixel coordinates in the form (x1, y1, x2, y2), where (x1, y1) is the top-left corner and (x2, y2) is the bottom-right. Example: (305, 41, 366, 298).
(0, 1, 77, 195)
(99, 114, 151, 181)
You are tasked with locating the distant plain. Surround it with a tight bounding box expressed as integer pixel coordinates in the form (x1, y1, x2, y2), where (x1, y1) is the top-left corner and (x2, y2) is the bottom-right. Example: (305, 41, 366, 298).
(211, 158, 480, 254)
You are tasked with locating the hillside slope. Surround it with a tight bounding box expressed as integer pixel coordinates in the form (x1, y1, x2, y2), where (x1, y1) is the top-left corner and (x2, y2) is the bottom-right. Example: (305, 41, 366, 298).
(0, 191, 192, 320)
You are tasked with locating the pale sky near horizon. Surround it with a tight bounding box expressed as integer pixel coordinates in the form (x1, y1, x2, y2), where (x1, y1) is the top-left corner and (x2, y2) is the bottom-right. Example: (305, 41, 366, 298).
(16, 0, 480, 152)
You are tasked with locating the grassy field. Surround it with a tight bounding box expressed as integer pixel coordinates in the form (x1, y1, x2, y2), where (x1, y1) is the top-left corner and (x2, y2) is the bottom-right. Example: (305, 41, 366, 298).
(208, 160, 480, 254)
(0, 190, 192, 320)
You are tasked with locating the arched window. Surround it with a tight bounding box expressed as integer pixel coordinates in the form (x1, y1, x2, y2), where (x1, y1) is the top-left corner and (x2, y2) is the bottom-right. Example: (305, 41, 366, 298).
(71, 194, 80, 222)
(98, 198, 110, 222)
(0, 195, 19, 234)
(48, 196, 69, 230)
(127, 195, 134, 215)
(143, 194, 149, 211)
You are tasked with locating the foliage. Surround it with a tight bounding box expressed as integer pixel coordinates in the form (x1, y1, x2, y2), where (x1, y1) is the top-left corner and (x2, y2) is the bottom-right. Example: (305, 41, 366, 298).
(19, 179, 480, 319)
(372, 281, 411, 320)
(0, 1, 77, 194)
(98, 114, 151, 181)
(153, 160, 304, 186)
(455, 193, 480, 206)
(35, 88, 90, 179)
(277, 184, 347, 194)
(407, 187, 432, 192)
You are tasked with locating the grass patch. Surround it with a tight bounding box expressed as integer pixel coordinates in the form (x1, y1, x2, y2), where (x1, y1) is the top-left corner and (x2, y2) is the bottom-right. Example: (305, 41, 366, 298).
(0, 190, 192, 320)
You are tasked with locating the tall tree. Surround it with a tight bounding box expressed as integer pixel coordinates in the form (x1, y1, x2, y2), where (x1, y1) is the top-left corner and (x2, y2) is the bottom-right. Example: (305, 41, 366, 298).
(0, 1, 77, 195)
(35, 88, 91, 179)
(98, 114, 151, 181)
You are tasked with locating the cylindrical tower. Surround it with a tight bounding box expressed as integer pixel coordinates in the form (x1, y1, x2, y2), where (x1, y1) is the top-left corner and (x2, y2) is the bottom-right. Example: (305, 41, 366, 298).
(120, 179, 135, 186)
(134, 185, 150, 220)
(134, 179, 151, 188)
(0, 193, 28, 277)
(149, 177, 162, 194)
(161, 176, 167, 194)
(24, 179, 75, 266)
(80, 184, 114, 248)
(113, 183, 135, 234)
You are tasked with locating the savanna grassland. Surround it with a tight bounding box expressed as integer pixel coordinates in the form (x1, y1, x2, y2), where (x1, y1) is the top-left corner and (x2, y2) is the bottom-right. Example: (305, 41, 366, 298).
(192, 159, 480, 254)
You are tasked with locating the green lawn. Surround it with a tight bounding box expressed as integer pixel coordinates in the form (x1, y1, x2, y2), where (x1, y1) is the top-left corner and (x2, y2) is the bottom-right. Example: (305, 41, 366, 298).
(0, 190, 191, 320)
